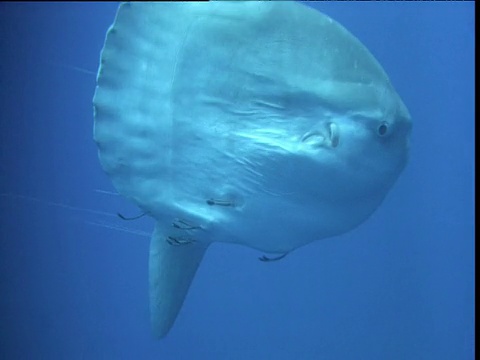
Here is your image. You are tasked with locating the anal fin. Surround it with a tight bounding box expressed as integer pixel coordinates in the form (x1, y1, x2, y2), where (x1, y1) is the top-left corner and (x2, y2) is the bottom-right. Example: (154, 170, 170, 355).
(149, 222, 208, 338)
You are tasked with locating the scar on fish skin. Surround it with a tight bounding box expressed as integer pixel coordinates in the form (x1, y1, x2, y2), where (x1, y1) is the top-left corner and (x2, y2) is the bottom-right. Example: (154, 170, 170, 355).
(117, 212, 147, 220)
(259, 252, 290, 262)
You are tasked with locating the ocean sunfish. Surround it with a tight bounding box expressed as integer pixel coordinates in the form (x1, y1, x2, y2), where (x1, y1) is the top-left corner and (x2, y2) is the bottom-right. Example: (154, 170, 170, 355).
(93, 1, 411, 338)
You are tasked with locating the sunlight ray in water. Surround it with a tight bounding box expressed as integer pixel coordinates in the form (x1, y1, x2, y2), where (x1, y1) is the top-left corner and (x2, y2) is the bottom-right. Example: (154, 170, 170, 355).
(43, 59, 97, 76)
(85, 220, 150, 238)
(0, 192, 149, 237)
(0, 192, 117, 218)
(94, 189, 119, 196)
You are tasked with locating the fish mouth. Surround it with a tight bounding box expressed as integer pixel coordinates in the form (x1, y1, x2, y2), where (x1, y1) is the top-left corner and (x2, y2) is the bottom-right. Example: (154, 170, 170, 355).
(301, 122, 339, 149)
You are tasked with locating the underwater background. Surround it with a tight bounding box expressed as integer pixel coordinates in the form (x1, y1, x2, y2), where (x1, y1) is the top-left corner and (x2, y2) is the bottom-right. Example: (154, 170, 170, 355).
(0, 2, 474, 359)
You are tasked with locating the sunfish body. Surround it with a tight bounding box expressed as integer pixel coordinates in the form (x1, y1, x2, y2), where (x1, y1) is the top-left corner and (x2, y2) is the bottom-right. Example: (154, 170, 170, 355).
(93, 1, 411, 338)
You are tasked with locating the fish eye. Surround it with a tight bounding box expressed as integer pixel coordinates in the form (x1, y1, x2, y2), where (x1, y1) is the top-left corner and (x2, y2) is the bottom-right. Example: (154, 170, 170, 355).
(377, 122, 388, 136)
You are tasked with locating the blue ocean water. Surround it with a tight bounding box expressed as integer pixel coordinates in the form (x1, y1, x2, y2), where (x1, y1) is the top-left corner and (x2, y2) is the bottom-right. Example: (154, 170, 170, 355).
(0, 2, 474, 359)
